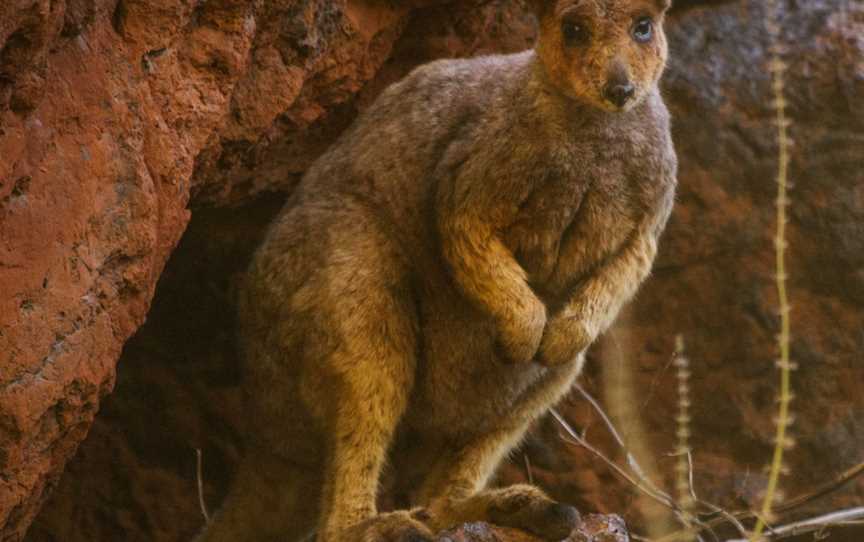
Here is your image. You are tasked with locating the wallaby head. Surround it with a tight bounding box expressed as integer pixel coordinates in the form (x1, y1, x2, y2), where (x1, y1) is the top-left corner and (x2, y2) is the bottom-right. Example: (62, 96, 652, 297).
(529, 0, 671, 112)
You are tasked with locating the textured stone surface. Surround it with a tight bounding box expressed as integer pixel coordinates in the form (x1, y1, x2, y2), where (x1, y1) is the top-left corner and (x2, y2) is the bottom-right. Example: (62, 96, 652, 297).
(435, 514, 628, 542)
(0, 0, 200, 537)
(4, 0, 864, 541)
(1, 0, 486, 539)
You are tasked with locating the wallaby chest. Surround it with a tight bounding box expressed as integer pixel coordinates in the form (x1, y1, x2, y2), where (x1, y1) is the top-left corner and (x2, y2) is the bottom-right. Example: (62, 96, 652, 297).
(503, 133, 651, 302)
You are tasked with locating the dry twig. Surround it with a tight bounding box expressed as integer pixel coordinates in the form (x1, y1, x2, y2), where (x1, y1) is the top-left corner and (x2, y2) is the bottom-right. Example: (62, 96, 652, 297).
(551, 408, 714, 541)
(196, 448, 211, 523)
(523, 453, 534, 485)
(730, 507, 864, 541)
(656, 459, 864, 542)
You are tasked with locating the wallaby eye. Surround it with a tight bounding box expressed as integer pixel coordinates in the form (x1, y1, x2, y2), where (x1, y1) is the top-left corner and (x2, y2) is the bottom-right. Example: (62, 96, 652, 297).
(632, 17, 653, 43)
(561, 20, 589, 45)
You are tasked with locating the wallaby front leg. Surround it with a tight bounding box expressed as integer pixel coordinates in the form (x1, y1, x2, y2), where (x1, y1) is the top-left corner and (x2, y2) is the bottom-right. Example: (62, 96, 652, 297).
(538, 232, 658, 366)
(437, 162, 547, 364)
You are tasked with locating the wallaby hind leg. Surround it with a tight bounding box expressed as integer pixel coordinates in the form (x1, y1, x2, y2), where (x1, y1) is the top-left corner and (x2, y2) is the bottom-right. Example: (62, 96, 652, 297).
(417, 366, 583, 541)
(296, 222, 429, 540)
(194, 451, 321, 542)
(313, 300, 433, 542)
(420, 432, 580, 541)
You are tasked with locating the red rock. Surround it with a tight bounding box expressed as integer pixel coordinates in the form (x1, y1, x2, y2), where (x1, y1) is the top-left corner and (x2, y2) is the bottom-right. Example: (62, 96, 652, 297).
(435, 514, 628, 542)
(0, 0, 450, 538)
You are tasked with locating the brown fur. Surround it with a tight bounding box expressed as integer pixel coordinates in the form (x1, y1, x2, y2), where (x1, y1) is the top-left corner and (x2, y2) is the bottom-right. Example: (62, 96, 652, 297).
(197, 1, 676, 540)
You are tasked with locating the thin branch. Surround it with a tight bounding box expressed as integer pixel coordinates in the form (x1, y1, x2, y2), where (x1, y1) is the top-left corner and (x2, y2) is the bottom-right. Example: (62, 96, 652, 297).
(553, 395, 716, 540)
(729, 507, 864, 541)
(774, 460, 864, 513)
(573, 383, 628, 450)
(196, 448, 211, 523)
(552, 407, 718, 542)
(657, 458, 864, 541)
(551, 408, 679, 511)
(523, 453, 534, 485)
(571, 384, 668, 499)
(683, 451, 749, 540)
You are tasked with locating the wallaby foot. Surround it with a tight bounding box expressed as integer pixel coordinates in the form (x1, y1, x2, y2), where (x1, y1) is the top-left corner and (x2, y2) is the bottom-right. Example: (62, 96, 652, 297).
(428, 484, 580, 541)
(330, 511, 435, 542)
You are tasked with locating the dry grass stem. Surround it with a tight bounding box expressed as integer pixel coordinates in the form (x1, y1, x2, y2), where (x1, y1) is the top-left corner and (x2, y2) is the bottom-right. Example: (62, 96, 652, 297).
(731, 507, 864, 541)
(552, 408, 677, 511)
(673, 336, 696, 540)
(573, 382, 656, 486)
(773, 460, 864, 514)
(196, 448, 211, 523)
(752, 0, 795, 538)
(551, 408, 714, 541)
(658, 457, 864, 542)
(523, 453, 534, 485)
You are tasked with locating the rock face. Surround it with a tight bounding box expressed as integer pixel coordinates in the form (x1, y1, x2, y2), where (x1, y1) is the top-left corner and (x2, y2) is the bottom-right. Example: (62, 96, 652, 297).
(435, 514, 629, 542)
(1, 0, 533, 539)
(1, 0, 196, 537)
(2, 0, 863, 541)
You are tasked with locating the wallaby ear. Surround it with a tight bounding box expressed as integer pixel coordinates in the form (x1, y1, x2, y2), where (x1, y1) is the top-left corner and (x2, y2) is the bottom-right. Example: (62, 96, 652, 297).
(656, 0, 672, 11)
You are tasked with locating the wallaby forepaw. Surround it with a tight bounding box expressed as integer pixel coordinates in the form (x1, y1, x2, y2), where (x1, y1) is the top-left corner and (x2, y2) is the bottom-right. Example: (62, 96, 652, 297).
(536, 315, 592, 367)
(496, 303, 547, 364)
(487, 486, 581, 541)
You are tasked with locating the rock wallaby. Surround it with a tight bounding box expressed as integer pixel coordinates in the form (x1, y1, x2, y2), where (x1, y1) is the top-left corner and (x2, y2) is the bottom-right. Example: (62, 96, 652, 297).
(198, 0, 677, 540)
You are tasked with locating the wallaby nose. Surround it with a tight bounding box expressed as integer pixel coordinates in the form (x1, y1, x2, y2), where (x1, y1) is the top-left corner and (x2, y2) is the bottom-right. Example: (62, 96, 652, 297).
(602, 82, 635, 108)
